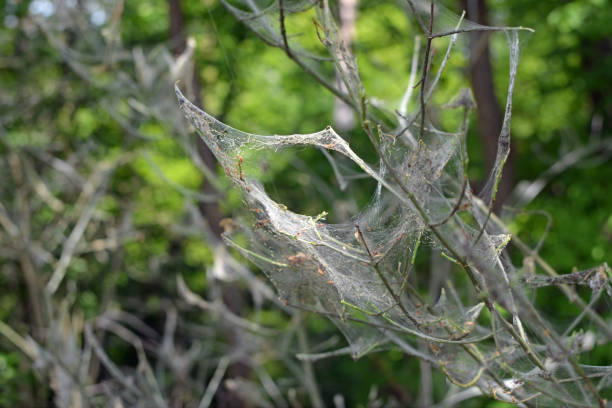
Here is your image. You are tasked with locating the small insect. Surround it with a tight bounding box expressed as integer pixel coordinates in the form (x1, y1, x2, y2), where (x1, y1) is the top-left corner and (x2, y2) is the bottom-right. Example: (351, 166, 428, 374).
(237, 155, 245, 181)
(383, 131, 396, 144)
(255, 219, 270, 229)
(450, 331, 470, 341)
(219, 218, 238, 234)
(287, 252, 308, 267)
(429, 343, 441, 355)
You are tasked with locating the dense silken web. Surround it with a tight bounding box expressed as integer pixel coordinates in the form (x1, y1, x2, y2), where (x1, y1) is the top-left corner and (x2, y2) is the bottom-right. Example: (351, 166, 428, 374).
(177, 0, 612, 406)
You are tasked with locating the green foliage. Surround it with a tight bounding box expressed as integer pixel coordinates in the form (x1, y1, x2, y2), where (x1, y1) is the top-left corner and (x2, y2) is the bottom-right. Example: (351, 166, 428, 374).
(0, 352, 22, 406)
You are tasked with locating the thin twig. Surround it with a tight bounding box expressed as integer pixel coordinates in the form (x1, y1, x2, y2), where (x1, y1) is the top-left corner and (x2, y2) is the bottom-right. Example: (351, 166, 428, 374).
(428, 25, 534, 39)
(198, 357, 231, 408)
(278, 0, 292, 59)
(45, 164, 112, 295)
(430, 178, 467, 227)
(419, 1, 435, 139)
(355, 224, 420, 327)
